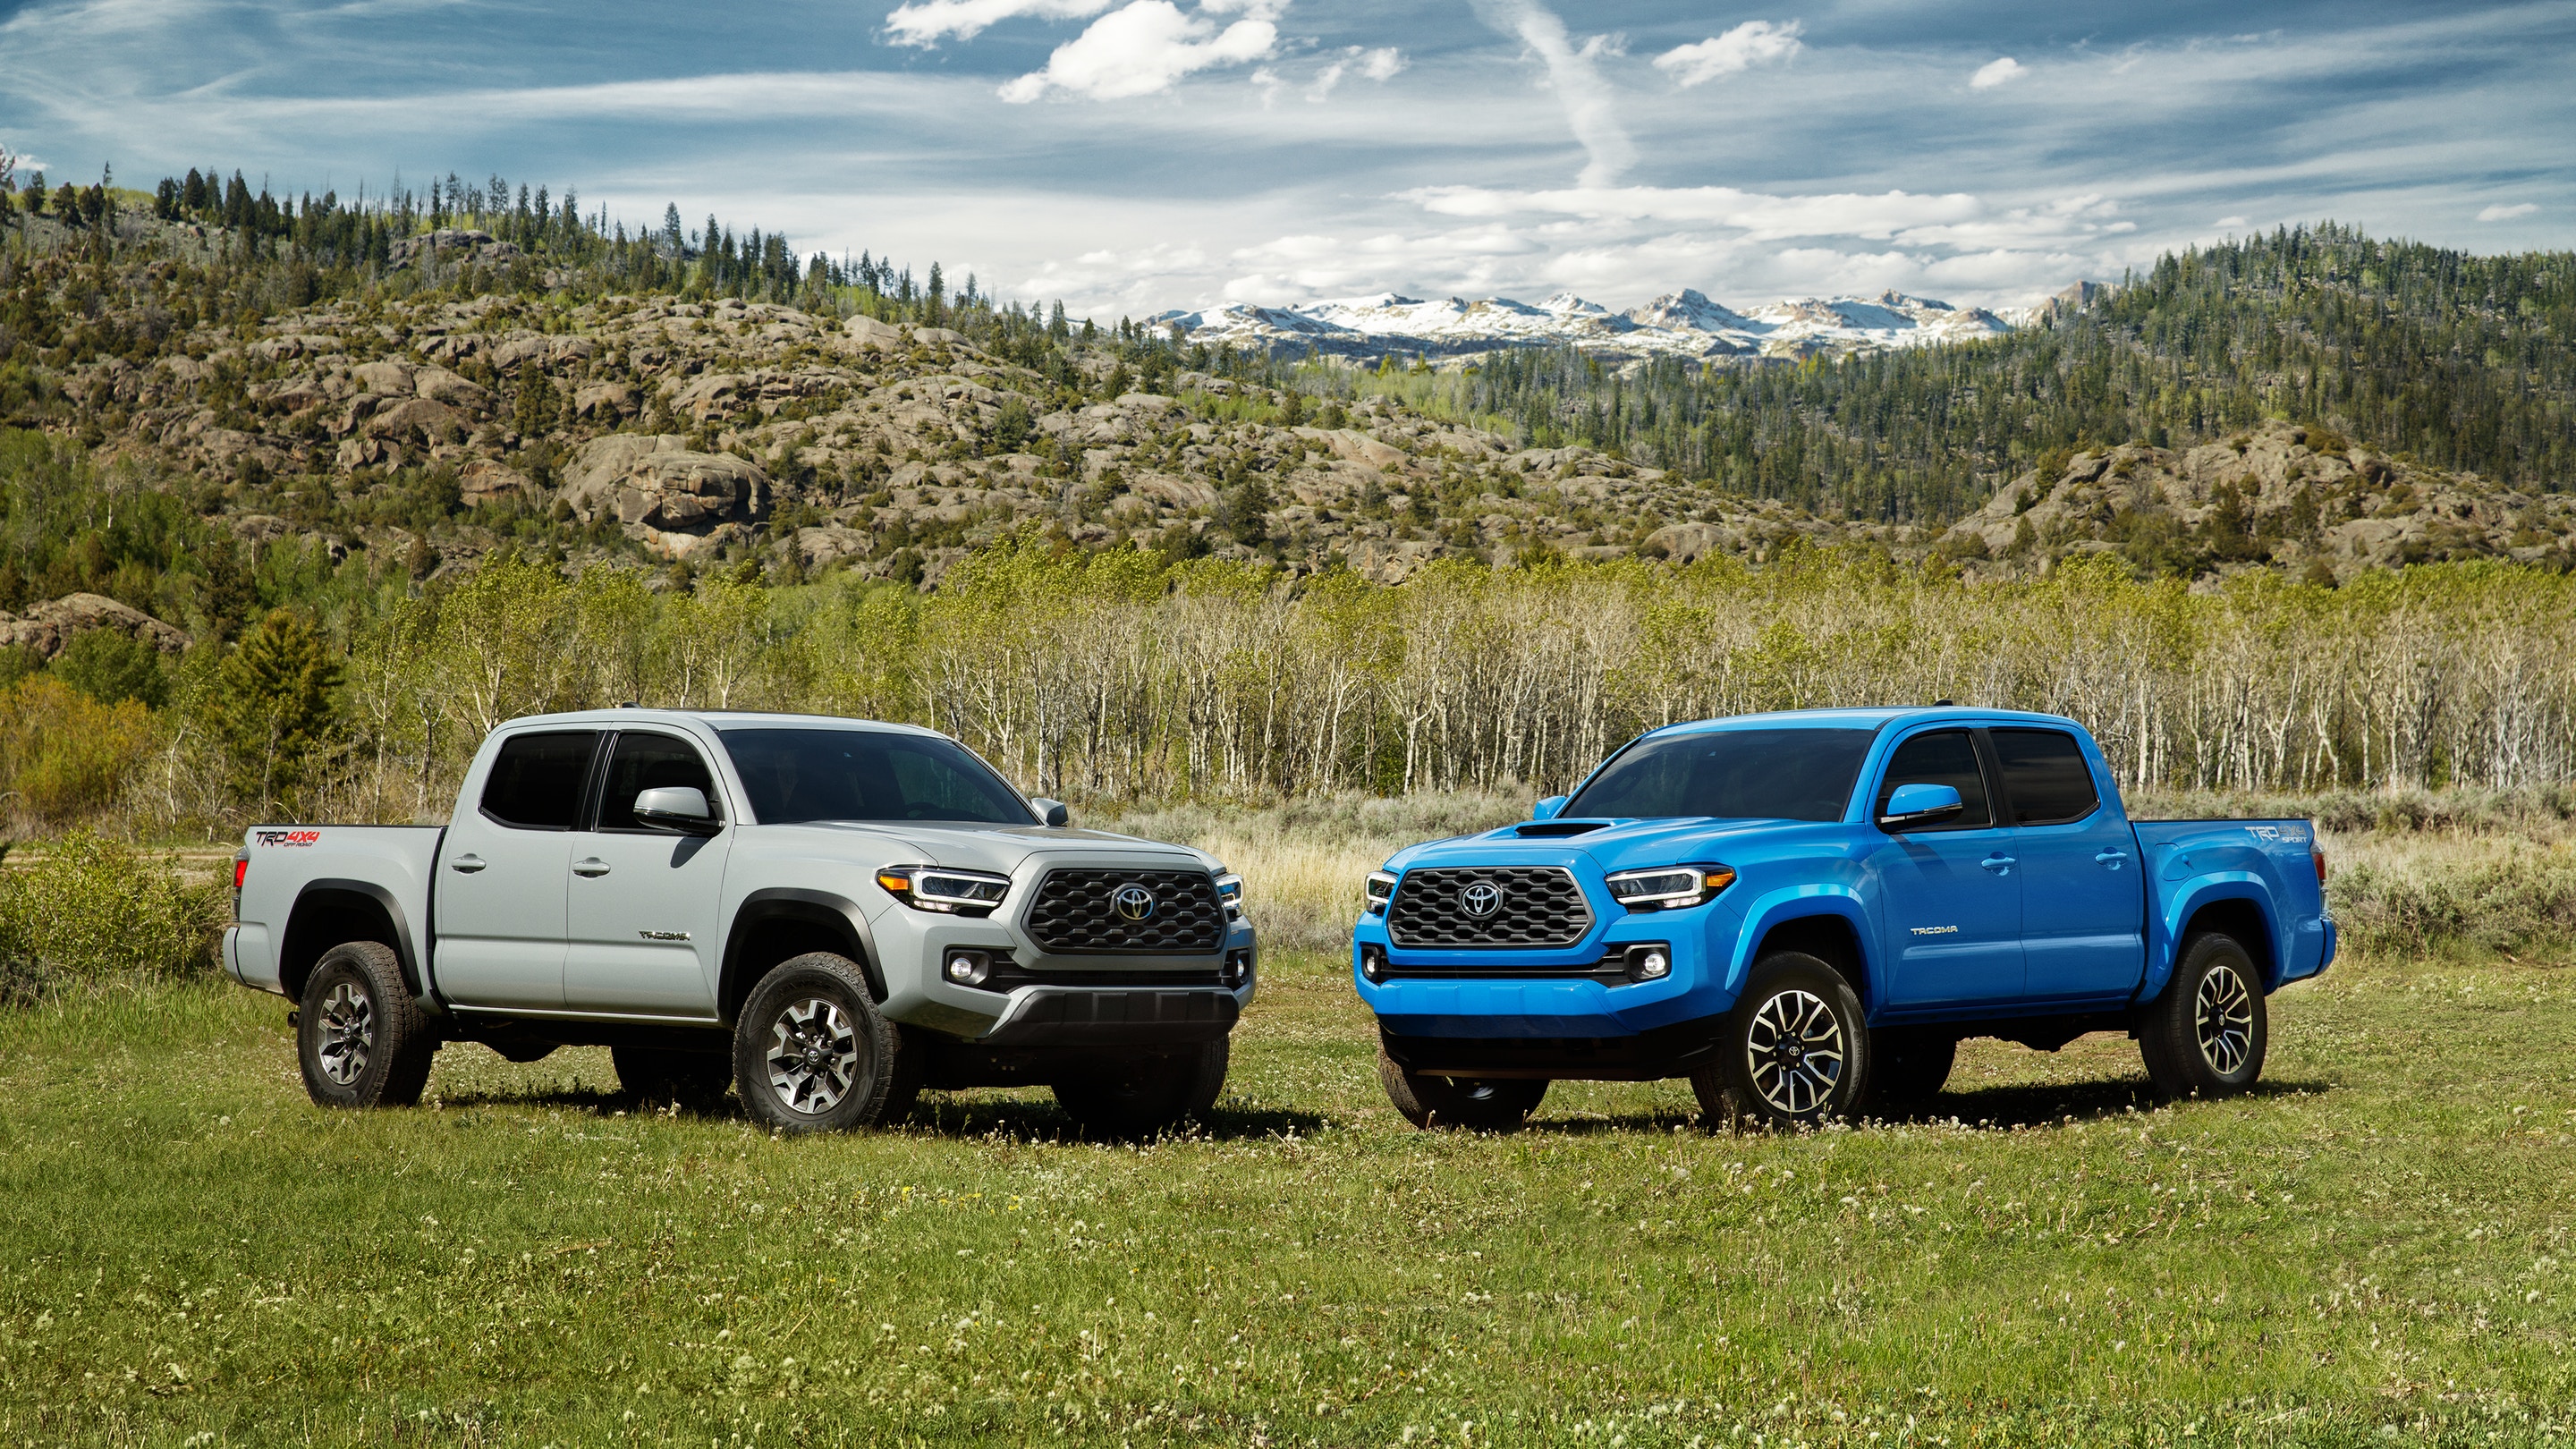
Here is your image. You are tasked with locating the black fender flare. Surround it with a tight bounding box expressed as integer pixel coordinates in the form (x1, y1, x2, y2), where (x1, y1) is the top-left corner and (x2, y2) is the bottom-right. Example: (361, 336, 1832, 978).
(718, 888, 886, 1024)
(282, 878, 440, 1011)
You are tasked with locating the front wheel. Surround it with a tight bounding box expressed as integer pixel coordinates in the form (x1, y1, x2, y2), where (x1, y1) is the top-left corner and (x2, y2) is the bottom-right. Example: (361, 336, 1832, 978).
(733, 953, 898, 1134)
(2138, 933, 2267, 1099)
(1690, 953, 1868, 1131)
(298, 941, 436, 1109)
(1377, 1041, 1547, 1131)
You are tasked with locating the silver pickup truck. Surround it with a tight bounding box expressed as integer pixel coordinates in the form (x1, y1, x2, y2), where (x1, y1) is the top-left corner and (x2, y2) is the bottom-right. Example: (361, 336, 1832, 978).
(224, 709, 1257, 1136)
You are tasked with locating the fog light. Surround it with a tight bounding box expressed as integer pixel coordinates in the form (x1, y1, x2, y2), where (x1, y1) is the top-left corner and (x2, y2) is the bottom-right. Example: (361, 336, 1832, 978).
(1624, 944, 1672, 982)
(943, 950, 991, 986)
(1360, 944, 1387, 983)
(1221, 948, 1255, 989)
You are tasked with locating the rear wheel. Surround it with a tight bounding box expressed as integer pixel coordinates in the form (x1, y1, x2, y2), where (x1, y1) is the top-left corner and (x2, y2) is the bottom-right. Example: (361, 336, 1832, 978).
(2139, 933, 2267, 1099)
(733, 953, 898, 1134)
(1377, 1041, 1547, 1131)
(1053, 1038, 1229, 1139)
(613, 1045, 733, 1109)
(1690, 953, 1868, 1131)
(298, 942, 436, 1110)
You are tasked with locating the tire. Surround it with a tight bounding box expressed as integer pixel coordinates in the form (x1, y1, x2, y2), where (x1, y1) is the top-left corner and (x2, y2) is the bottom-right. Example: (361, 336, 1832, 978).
(612, 1045, 733, 1109)
(2138, 932, 2267, 1100)
(1052, 1038, 1229, 1139)
(1864, 1028, 1956, 1112)
(732, 953, 899, 1134)
(1377, 1040, 1547, 1131)
(1689, 952, 1869, 1131)
(298, 941, 436, 1110)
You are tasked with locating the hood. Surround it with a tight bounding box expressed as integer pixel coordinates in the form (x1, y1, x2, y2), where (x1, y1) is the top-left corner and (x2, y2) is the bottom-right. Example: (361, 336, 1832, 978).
(781, 819, 1217, 876)
(1385, 816, 1840, 874)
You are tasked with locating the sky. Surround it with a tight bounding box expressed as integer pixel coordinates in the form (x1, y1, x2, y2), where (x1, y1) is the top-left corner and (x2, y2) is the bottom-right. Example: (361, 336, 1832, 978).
(0, 0, 2569, 319)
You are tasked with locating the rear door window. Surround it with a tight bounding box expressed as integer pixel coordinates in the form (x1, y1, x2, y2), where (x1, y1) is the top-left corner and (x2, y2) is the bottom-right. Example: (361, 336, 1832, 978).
(1872, 729, 1995, 832)
(479, 732, 600, 831)
(1990, 727, 2101, 825)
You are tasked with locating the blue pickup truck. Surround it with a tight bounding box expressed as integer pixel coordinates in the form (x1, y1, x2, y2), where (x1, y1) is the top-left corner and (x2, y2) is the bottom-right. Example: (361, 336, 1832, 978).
(1352, 708, 2334, 1131)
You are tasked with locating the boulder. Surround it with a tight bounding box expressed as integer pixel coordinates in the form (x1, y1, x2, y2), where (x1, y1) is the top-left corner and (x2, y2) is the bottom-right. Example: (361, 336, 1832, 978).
(843, 316, 908, 352)
(367, 397, 468, 445)
(458, 460, 537, 507)
(573, 381, 637, 419)
(352, 360, 415, 396)
(386, 229, 522, 269)
(1642, 521, 1733, 564)
(412, 366, 491, 412)
(788, 526, 873, 568)
(0, 593, 188, 660)
(560, 434, 771, 555)
(911, 326, 966, 347)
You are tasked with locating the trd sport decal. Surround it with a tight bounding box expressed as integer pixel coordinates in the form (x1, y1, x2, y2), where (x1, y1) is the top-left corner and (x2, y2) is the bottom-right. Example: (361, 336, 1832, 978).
(255, 830, 320, 846)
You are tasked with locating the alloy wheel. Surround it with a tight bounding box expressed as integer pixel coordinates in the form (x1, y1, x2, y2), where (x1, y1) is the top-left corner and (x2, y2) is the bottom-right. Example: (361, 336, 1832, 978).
(1745, 988, 1845, 1114)
(316, 981, 375, 1086)
(765, 996, 860, 1114)
(2193, 963, 2255, 1076)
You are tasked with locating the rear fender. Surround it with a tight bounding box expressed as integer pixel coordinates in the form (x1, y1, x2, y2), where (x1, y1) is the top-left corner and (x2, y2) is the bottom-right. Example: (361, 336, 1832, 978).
(2146, 876, 2281, 1000)
(282, 879, 428, 1007)
(1723, 886, 1877, 1009)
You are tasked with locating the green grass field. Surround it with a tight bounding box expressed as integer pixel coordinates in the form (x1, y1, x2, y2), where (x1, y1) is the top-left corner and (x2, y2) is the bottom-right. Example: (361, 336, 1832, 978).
(3, 950, 2572, 1447)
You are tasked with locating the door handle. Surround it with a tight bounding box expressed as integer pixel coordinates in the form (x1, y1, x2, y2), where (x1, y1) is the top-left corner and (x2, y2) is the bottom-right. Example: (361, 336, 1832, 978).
(572, 858, 611, 877)
(2094, 849, 2130, 869)
(450, 854, 486, 874)
(1979, 854, 2016, 874)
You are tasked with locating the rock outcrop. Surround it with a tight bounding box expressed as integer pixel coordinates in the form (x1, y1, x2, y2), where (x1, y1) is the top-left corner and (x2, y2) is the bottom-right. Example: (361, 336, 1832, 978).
(560, 435, 773, 556)
(0, 594, 189, 659)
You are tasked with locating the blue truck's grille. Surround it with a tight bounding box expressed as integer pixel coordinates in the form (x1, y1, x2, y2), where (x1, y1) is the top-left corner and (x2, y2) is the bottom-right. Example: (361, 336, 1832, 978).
(1387, 866, 1592, 949)
(1024, 869, 1227, 954)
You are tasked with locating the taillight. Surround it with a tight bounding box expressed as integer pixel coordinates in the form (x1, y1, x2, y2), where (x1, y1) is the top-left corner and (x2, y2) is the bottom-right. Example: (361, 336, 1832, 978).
(233, 852, 249, 919)
(2311, 843, 2327, 885)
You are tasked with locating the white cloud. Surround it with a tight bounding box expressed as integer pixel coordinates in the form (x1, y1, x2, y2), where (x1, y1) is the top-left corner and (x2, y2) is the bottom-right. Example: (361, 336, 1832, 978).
(2478, 201, 2537, 220)
(1308, 45, 1404, 101)
(883, 0, 1113, 47)
(1470, 0, 1632, 187)
(1653, 20, 1802, 89)
(1401, 182, 1988, 242)
(2216, 215, 2249, 227)
(998, 0, 1278, 103)
(1970, 56, 2025, 89)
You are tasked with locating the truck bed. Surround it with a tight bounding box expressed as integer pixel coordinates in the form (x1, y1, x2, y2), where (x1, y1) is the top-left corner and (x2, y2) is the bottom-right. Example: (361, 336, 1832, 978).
(226, 826, 445, 999)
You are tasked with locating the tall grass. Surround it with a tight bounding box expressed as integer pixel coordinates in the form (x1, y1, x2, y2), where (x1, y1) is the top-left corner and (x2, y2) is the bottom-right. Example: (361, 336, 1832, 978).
(0, 834, 225, 1003)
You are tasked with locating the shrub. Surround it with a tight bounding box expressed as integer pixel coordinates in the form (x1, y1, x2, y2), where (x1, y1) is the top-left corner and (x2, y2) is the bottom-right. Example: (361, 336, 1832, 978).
(0, 674, 158, 827)
(0, 833, 224, 1002)
(51, 627, 169, 707)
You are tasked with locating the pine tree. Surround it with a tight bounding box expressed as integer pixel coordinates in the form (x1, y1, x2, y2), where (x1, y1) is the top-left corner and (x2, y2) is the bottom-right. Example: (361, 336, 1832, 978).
(212, 610, 343, 810)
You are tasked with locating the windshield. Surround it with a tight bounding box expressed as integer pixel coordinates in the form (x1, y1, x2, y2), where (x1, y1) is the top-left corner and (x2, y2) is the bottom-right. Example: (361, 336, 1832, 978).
(717, 727, 1036, 826)
(1563, 727, 1875, 822)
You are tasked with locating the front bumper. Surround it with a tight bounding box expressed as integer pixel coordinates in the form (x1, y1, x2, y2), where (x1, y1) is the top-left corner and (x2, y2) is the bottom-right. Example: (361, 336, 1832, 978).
(871, 855, 1258, 1046)
(1353, 887, 1746, 1042)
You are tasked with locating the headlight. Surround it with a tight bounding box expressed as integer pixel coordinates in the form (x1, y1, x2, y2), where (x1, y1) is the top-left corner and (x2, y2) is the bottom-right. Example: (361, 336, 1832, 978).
(1214, 870, 1245, 920)
(875, 864, 1012, 914)
(1364, 869, 1398, 915)
(1604, 864, 1735, 911)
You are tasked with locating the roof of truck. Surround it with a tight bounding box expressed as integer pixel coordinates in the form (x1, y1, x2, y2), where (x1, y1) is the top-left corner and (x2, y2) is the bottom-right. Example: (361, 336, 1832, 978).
(496, 708, 947, 738)
(1645, 706, 2085, 735)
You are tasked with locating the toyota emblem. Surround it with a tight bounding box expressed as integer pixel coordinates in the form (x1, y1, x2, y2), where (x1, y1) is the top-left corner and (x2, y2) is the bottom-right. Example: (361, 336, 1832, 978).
(1111, 884, 1158, 921)
(1460, 881, 1504, 918)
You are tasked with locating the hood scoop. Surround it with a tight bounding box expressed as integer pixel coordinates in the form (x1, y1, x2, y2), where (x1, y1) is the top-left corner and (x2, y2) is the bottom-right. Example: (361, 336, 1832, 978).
(1514, 820, 1610, 837)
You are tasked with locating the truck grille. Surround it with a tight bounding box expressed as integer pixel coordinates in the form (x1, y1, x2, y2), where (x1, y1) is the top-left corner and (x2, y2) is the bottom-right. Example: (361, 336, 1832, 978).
(1024, 869, 1227, 954)
(1387, 867, 1593, 949)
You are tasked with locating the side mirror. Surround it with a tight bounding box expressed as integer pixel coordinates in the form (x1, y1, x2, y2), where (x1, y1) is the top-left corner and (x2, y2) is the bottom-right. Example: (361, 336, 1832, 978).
(634, 785, 722, 836)
(1531, 795, 1568, 822)
(1878, 782, 1964, 831)
(1030, 797, 1070, 827)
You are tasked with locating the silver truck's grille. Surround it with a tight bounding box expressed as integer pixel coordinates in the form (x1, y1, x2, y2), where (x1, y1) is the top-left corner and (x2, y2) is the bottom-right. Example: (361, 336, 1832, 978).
(1025, 869, 1227, 954)
(1387, 866, 1592, 949)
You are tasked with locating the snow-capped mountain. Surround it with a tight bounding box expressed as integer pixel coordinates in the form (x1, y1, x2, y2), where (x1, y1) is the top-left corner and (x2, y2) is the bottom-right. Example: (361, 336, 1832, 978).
(1153, 287, 2012, 364)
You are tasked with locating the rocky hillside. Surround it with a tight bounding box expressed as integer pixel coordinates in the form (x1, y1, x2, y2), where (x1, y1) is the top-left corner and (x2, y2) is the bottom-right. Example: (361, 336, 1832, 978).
(10, 220, 2572, 599)
(50, 288, 1840, 589)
